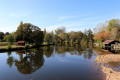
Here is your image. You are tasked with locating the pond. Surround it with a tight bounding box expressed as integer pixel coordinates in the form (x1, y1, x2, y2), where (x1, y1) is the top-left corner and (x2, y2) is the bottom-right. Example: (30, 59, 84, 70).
(0, 45, 108, 80)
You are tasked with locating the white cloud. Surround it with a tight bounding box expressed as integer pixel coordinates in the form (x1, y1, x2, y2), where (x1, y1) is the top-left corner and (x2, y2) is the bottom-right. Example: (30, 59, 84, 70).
(9, 13, 27, 18)
(0, 25, 17, 33)
(58, 13, 91, 21)
(43, 25, 63, 32)
(59, 16, 78, 20)
(44, 17, 98, 32)
(44, 24, 87, 33)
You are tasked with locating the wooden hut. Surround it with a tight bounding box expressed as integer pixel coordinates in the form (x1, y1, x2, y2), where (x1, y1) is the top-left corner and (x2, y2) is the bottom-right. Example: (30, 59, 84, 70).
(113, 44, 120, 49)
(102, 40, 119, 48)
(17, 41, 25, 46)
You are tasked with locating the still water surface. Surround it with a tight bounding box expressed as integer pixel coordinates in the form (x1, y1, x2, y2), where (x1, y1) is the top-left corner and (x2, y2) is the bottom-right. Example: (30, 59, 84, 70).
(0, 45, 106, 80)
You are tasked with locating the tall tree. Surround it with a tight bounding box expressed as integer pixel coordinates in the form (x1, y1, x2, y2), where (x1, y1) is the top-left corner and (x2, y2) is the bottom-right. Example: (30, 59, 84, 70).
(0, 32, 4, 40)
(55, 26, 66, 34)
(87, 29, 94, 42)
(87, 29, 94, 46)
(43, 28, 46, 35)
(4, 34, 15, 44)
(94, 19, 120, 41)
(44, 33, 53, 44)
(15, 21, 44, 46)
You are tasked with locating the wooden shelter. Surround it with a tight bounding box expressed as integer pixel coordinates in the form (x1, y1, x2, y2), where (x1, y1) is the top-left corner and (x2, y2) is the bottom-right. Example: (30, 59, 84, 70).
(102, 40, 119, 48)
(17, 41, 25, 46)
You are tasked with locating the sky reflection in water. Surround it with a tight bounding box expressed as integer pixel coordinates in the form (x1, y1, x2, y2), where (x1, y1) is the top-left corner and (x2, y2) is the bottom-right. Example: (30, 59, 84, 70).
(0, 45, 106, 80)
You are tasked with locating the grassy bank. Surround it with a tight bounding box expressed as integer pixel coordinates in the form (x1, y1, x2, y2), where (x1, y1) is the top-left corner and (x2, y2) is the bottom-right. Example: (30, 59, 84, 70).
(0, 45, 26, 52)
(0, 42, 54, 52)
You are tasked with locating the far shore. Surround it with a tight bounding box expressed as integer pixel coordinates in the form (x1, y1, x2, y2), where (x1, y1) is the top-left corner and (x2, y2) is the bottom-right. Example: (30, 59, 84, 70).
(0, 43, 54, 52)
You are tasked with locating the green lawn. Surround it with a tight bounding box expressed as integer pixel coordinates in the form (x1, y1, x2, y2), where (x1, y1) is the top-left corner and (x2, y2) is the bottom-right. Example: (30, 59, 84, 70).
(0, 42, 25, 50)
(0, 42, 9, 46)
(0, 45, 25, 49)
(0, 42, 16, 46)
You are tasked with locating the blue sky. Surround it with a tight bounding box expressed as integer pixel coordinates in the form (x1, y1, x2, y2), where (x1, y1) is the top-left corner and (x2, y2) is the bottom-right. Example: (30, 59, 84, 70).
(0, 0, 120, 32)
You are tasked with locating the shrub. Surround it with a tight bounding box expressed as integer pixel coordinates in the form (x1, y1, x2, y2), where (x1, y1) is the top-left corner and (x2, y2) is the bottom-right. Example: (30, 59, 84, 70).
(25, 44, 30, 49)
(7, 44, 11, 50)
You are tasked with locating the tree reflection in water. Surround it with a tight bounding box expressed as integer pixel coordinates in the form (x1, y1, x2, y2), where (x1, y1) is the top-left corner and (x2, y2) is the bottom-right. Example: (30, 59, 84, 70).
(7, 52, 14, 68)
(55, 44, 94, 60)
(6, 45, 95, 75)
(15, 49, 44, 74)
(43, 46, 54, 58)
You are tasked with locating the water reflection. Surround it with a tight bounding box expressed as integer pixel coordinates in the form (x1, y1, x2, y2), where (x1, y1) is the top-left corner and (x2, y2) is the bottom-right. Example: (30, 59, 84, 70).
(44, 46, 54, 58)
(15, 49, 44, 74)
(4, 45, 96, 75)
(104, 47, 120, 54)
(0, 45, 106, 80)
(55, 45, 94, 60)
(108, 62, 120, 67)
(5, 50, 45, 74)
(7, 52, 14, 68)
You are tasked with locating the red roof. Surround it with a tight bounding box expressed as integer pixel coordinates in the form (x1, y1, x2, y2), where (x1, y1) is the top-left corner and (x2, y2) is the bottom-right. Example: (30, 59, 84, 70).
(102, 40, 114, 44)
(17, 41, 25, 43)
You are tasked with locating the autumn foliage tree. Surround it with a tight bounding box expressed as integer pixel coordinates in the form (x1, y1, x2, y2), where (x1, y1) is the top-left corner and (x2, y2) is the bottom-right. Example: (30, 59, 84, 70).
(94, 19, 120, 42)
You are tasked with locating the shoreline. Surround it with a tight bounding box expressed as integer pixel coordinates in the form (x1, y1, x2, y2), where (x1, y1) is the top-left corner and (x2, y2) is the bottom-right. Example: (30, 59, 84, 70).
(0, 44, 54, 52)
(0, 42, 91, 52)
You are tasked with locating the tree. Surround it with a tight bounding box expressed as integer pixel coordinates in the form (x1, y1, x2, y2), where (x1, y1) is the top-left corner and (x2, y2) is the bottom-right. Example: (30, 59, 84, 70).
(0, 32, 4, 40)
(43, 28, 46, 35)
(76, 31, 83, 44)
(93, 19, 120, 41)
(31, 29, 44, 46)
(54, 34, 60, 43)
(55, 26, 66, 34)
(68, 31, 82, 43)
(44, 33, 53, 44)
(87, 29, 94, 43)
(64, 33, 70, 42)
(4, 34, 14, 44)
(68, 31, 77, 42)
(5, 32, 10, 35)
(15, 22, 44, 46)
(15, 21, 24, 41)
(107, 19, 119, 31)
(81, 38, 88, 46)
(110, 27, 118, 40)
(58, 33, 69, 42)
(54, 26, 66, 43)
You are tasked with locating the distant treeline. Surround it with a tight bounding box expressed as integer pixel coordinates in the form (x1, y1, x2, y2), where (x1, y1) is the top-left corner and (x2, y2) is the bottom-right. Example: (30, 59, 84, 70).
(44, 27, 94, 47)
(0, 21, 94, 47)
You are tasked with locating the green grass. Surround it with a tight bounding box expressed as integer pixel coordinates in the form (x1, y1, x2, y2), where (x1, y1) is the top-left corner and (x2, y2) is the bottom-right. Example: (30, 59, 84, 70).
(0, 42, 9, 46)
(0, 46, 8, 49)
(0, 45, 25, 49)
(0, 42, 16, 46)
(0, 42, 25, 49)
(0, 41, 54, 51)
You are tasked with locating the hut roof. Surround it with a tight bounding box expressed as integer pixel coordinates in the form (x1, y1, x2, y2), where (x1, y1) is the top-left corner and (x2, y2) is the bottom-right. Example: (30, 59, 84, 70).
(102, 40, 115, 44)
(17, 41, 25, 43)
